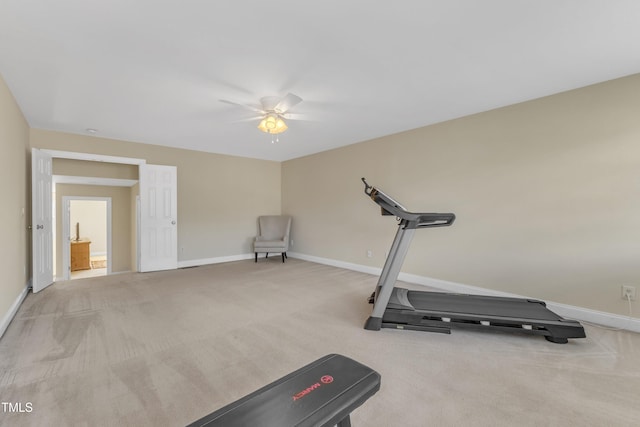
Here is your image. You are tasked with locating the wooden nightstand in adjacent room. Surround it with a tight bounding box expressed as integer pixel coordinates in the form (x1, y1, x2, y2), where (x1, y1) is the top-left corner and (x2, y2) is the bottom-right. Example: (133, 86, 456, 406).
(70, 239, 91, 271)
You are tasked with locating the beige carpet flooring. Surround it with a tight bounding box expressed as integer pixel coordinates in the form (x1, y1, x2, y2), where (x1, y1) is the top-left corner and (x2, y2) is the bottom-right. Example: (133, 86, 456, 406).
(1, 258, 639, 426)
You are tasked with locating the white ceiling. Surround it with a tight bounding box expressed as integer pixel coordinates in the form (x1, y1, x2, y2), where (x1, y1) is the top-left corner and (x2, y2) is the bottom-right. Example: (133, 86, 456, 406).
(1, 1, 640, 161)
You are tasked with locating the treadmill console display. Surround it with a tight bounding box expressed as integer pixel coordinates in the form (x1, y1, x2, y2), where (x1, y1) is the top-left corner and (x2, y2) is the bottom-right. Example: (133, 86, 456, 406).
(361, 177, 455, 229)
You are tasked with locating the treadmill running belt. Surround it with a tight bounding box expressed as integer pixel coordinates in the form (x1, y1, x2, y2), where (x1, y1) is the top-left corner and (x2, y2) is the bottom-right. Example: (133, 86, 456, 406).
(407, 291, 562, 321)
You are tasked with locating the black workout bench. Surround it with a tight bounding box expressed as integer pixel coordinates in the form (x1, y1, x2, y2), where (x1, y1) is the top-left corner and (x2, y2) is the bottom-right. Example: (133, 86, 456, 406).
(186, 354, 380, 427)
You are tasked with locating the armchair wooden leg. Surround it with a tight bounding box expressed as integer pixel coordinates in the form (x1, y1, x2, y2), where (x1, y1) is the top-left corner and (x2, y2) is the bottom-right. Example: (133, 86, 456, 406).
(255, 252, 257, 263)
(282, 253, 285, 263)
(266, 253, 268, 259)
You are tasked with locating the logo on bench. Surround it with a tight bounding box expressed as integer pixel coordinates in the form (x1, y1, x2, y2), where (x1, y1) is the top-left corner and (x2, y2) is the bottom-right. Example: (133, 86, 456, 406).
(292, 375, 334, 401)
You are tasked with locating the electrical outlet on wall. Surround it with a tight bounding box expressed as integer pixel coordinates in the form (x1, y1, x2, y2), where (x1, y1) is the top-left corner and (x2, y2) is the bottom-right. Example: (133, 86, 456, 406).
(621, 285, 636, 301)
(367, 250, 373, 258)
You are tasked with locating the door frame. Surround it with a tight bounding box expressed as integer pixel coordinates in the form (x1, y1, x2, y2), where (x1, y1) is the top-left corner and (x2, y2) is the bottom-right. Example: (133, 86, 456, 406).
(62, 196, 112, 280)
(32, 150, 147, 288)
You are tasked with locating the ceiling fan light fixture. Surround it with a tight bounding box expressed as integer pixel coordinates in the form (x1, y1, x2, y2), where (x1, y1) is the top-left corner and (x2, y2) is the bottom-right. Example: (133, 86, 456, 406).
(258, 114, 288, 134)
(275, 117, 287, 133)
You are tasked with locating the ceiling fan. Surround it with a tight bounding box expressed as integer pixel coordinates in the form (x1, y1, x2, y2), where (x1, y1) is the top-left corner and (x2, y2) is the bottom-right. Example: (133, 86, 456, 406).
(220, 93, 304, 142)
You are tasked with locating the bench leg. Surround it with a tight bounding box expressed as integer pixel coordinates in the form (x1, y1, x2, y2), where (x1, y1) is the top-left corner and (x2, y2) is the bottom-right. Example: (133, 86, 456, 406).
(336, 415, 352, 427)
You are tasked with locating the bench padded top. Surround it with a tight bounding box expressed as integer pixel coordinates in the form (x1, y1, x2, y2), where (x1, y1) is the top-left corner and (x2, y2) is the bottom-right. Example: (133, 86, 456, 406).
(187, 354, 380, 427)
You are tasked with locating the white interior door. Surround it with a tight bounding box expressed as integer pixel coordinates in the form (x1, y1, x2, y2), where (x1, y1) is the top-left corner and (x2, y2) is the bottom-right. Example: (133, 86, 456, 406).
(139, 164, 178, 272)
(31, 148, 54, 292)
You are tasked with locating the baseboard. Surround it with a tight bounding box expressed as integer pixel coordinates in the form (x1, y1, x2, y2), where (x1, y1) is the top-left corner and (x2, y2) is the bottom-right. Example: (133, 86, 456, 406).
(543, 301, 640, 333)
(288, 252, 640, 333)
(0, 283, 29, 339)
(289, 252, 382, 276)
(178, 253, 254, 269)
(109, 270, 133, 276)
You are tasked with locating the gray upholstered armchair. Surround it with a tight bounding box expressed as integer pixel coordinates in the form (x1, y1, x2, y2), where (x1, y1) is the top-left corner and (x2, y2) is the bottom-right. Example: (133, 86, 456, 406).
(254, 215, 292, 263)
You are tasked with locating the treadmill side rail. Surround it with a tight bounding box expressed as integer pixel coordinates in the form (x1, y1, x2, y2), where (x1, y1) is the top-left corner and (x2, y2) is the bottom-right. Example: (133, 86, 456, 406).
(380, 289, 586, 342)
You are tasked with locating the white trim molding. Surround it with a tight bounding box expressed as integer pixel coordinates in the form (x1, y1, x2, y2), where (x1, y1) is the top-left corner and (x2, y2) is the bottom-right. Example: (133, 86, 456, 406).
(178, 254, 254, 269)
(42, 149, 146, 165)
(53, 175, 138, 187)
(1, 284, 29, 339)
(56, 270, 133, 282)
(288, 252, 640, 333)
(290, 252, 381, 276)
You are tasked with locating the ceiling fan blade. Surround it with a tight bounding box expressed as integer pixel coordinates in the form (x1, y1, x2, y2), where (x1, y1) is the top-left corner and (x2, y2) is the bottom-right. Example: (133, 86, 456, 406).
(274, 93, 303, 114)
(232, 115, 265, 123)
(260, 96, 281, 112)
(219, 99, 265, 114)
(281, 113, 310, 121)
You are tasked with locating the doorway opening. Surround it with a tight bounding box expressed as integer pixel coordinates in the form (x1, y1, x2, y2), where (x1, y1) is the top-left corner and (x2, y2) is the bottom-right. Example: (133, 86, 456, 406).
(62, 197, 112, 280)
(31, 148, 176, 292)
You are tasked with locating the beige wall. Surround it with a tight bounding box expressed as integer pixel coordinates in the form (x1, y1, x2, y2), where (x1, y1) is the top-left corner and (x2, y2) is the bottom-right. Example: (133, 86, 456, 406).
(0, 74, 30, 327)
(31, 129, 282, 261)
(54, 158, 138, 179)
(283, 73, 640, 317)
(70, 200, 108, 254)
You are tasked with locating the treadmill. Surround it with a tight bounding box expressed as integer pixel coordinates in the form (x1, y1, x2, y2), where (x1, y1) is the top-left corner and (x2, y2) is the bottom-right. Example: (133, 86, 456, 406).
(361, 178, 585, 344)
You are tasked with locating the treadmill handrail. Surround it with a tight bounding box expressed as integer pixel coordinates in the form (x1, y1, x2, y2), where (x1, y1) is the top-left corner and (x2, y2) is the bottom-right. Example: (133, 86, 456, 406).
(361, 178, 455, 228)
